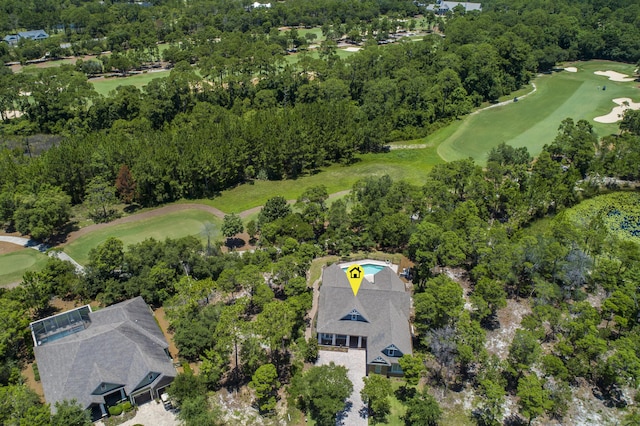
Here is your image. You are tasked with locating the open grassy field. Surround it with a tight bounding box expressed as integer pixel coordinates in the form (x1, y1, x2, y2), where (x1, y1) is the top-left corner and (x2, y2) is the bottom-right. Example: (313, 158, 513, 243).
(91, 70, 170, 96)
(437, 61, 639, 164)
(0, 249, 49, 286)
(64, 209, 222, 265)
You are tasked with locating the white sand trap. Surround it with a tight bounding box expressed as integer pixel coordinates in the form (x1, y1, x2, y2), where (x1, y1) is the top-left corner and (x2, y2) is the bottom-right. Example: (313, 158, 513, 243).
(594, 98, 640, 123)
(343, 46, 361, 52)
(564, 67, 578, 72)
(594, 70, 635, 82)
(2, 110, 23, 119)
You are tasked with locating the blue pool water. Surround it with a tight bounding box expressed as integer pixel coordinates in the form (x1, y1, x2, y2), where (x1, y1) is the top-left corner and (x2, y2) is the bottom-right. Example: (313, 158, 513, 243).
(342, 263, 385, 275)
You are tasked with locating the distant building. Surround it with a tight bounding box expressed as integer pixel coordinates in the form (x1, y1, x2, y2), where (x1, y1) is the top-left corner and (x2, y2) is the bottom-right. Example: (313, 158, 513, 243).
(31, 297, 176, 420)
(425, 0, 482, 15)
(2, 29, 49, 46)
(252, 2, 271, 8)
(3, 34, 19, 46)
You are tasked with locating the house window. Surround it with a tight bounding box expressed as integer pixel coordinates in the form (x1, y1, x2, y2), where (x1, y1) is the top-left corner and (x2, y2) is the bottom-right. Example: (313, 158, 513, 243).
(148, 374, 154, 381)
(320, 334, 333, 345)
(391, 364, 403, 374)
(335, 335, 347, 347)
(351, 312, 358, 321)
(387, 348, 395, 357)
(374, 365, 382, 374)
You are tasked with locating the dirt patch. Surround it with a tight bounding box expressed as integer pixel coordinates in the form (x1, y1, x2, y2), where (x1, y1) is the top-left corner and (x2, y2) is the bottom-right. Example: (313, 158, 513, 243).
(0, 242, 25, 255)
(154, 307, 179, 361)
(21, 361, 44, 400)
(485, 298, 531, 360)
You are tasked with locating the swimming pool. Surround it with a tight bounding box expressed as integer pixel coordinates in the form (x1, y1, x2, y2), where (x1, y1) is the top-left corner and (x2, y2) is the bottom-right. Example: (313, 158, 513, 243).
(341, 263, 385, 275)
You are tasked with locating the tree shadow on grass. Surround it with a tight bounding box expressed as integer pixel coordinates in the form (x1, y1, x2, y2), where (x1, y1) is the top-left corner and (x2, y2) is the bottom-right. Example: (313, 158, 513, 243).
(395, 385, 416, 402)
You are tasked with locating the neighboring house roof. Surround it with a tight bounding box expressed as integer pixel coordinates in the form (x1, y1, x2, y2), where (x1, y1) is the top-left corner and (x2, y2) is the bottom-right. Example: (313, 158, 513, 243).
(18, 30, 49, 40)
(3, 34, 19, 43)
(317, 264, 412, 366)
(34, 297, 176, 411)
(426, 1, 482, 12)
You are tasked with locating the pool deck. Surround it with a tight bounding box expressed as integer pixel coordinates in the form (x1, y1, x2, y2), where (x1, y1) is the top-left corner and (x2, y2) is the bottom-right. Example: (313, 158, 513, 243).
(338, 259, 398, 283)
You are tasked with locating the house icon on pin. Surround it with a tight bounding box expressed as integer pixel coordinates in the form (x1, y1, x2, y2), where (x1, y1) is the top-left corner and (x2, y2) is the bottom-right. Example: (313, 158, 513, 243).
(349, 267, 362, 279)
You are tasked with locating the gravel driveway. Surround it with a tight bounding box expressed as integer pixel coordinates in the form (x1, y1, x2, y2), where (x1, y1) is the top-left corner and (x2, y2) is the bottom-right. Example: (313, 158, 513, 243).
(317, 349, 368, 426)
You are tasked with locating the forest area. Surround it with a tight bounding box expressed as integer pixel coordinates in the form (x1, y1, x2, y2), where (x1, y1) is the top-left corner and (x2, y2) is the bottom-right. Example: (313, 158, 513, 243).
(1, 0, 640, 425)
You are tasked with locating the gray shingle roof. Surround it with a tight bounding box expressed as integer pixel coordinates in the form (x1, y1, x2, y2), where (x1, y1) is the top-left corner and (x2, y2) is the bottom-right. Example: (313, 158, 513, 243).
(426, 1, 482, 12)
(34, 297, 176, 411)
(317, 264, 412, 366)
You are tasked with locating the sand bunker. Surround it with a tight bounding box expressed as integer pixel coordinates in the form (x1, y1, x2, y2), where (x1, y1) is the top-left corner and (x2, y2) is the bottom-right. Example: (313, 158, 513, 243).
(2, 110, 23, 119)
(594, 70, 635, 82)
(343, 47, 361, 52)
(594, 98, 640, 123)
(564, 67, 578, 72)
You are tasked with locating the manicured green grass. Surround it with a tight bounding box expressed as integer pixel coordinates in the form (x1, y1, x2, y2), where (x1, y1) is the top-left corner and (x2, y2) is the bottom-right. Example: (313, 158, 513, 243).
(436, 61, 639, 164)
(386, 379, 410, 425)
(0, 249, 49, 286)
(64, 210, 222, 265)
(91, 70, 170, 97)
(200, 144, 443, 213)
(294, 27, 325, 43)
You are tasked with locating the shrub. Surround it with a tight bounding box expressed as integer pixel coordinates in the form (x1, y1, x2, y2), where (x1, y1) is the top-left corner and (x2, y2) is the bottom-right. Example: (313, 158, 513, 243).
(32, 363, 40, 382)
(121, 401, 133, 412)
(108, 405, 123, 416)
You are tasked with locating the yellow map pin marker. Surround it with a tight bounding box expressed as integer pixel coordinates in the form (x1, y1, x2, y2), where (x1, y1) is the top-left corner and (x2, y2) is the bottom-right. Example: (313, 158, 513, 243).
(346, 264, 364, 296)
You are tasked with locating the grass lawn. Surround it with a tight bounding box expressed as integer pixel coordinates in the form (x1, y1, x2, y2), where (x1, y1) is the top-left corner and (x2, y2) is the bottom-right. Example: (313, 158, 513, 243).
(386, 379, 410, 425)
(0, 249, 49, 286)
(91, 70, 170, 97)
(200, 144, 443, 213)
(436, 61, 639, 164)
(64, 210, 222, 265)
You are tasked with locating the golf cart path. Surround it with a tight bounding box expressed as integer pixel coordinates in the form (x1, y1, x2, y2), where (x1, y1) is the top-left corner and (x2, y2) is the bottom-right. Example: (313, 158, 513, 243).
(469, 82, 537, 116)
(0, 235, 84, 271)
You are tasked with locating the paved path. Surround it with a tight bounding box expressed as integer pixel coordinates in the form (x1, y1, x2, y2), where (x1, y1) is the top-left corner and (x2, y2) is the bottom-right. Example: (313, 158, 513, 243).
(0, 236, 84, 289)
(304, 277, 322, 340)
(469, 82, 537, 116)
(317, 349, 368, 426)
(95, 400, 178, 426)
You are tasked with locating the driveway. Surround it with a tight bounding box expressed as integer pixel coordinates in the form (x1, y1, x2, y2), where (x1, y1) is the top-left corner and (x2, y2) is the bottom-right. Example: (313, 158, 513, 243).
(317, 349, 368, 426)
(95, 400, 178, 426)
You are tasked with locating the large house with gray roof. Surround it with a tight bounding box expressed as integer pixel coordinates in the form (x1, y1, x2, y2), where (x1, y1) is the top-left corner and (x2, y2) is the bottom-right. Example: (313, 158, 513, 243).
(31, 297, 176, 419)
(3, 30, 49, 46)
(316, 263, 412, 376)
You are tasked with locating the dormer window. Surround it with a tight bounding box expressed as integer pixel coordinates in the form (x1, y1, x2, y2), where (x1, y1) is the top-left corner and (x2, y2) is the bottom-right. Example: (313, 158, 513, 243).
(383, 344, 402, 358)
(341, 309, 368, 323)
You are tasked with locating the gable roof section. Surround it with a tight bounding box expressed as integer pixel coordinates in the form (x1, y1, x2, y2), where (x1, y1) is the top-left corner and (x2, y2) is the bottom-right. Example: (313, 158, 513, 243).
(317, 263, 412, 366)
(35, 297, 175, 410)
(18, 30, 49, 40)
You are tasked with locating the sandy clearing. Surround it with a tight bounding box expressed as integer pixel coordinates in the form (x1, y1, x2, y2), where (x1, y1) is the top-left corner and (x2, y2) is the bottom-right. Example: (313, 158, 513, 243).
(2, 110, 23, 119)
(564, 66, 578, 72)
(343, 46, 361, 52)
(594, 97, 640, 123)
(593, 70, 636, 82)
